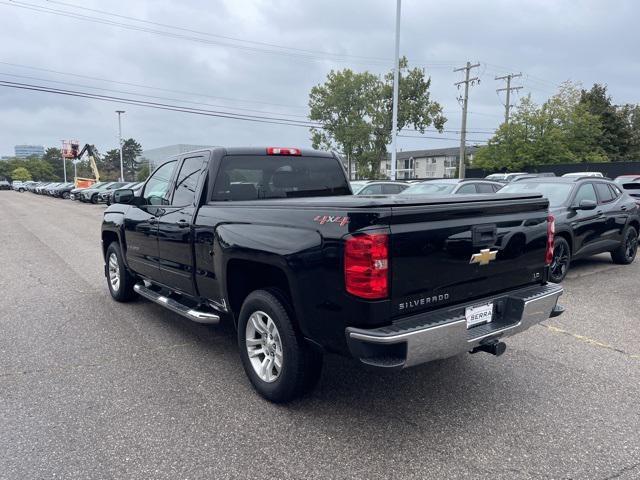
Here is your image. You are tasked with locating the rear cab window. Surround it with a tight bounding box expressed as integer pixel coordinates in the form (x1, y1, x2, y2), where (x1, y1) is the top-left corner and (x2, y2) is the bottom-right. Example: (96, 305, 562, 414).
(211, 154, 350, 201)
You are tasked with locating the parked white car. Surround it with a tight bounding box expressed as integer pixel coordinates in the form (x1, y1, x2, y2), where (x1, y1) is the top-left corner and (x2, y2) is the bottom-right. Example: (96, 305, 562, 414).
(562, 172, 604, 178)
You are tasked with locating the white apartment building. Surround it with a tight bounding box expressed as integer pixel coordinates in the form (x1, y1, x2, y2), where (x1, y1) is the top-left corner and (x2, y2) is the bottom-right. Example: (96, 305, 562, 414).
(379, 147, 477, 179)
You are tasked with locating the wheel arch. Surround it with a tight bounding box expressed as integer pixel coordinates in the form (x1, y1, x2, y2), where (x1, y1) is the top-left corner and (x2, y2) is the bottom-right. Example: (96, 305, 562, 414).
(225, 259, 298, 329)
(555, 229, 573, 254)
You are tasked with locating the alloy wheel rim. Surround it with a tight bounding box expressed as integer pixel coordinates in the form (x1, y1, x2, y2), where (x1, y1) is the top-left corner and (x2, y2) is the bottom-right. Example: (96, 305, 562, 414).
(551, 242, 569, 279)
(245, 310, 283, 383)
(108, 253, 120, 292)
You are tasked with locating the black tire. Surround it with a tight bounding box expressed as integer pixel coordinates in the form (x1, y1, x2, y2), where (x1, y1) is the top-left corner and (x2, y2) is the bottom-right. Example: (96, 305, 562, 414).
(237, 289, 323, 403)
(549, 236, 571, 283)
(611, 226, 638, 265)
(62, 191, 70, 199)
(18, 188, 25, 193)
(91, 194, 99, 204)
(105, 242, 137, 302)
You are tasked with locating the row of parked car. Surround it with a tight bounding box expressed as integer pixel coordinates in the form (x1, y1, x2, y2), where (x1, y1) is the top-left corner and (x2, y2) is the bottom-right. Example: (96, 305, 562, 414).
(351, 173, 640, 283)
(11, 180, 144, 205)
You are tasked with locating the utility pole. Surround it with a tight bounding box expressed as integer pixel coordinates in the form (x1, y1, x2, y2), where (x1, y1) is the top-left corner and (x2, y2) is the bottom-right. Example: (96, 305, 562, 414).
(390, 0, 401, 181)
(495, 73, 522, 124)
(454, 62, 480, 179)
(60, 140, 67, 182)
(116, 110, 125, 182)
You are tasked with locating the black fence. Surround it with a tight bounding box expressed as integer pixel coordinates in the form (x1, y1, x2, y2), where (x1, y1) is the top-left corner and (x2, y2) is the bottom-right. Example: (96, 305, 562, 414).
(466, 161, 640, 179)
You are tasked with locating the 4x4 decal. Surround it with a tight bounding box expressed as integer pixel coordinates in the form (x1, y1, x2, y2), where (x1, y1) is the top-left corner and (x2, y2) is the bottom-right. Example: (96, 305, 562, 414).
(313, 215, 350, 227)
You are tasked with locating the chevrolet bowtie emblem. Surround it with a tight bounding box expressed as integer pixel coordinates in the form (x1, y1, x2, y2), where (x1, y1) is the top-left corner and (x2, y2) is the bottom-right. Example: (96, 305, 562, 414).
(469, 248, 498, 266)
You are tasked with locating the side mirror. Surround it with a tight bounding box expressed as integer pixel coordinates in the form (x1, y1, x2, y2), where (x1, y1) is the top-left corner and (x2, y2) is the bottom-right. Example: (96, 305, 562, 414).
(113, 189, 134, 204)
(575, 199, 597, 210)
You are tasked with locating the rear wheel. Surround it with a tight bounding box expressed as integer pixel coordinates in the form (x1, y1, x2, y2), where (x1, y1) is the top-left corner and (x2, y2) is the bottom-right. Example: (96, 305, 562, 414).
(611, 226, 638, 265)
(549, 237, 571, 283)
(237, 289, 322, 403)
(106, 242, 137, 301)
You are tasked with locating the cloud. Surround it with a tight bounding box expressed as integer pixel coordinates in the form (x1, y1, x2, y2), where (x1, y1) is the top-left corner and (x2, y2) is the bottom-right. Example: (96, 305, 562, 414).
(0, 0, 638, 157)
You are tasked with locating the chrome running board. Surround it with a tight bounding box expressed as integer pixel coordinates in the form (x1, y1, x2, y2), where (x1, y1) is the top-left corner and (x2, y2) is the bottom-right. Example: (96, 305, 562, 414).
(133, 283, 220, 324)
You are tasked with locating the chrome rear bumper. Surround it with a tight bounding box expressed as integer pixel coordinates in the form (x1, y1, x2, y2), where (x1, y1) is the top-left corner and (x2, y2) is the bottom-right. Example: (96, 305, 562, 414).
(346, 283, 563, 369)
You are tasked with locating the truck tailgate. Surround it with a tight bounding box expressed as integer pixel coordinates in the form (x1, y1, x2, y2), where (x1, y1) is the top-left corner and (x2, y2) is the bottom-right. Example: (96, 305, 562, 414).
(389, 196, 549, 316)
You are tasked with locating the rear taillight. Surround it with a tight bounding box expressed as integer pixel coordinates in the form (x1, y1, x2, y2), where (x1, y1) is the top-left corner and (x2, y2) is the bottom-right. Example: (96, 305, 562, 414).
(266, 147, 301, 156)
(344, 232, 389, 299)
(545, 214, 555, 265)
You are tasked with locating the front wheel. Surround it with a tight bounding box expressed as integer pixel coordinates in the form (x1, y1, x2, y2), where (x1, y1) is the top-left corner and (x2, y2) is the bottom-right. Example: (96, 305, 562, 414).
(238, 289, 322, 403)
(611, 226, 638, 265)
(549, 237, 571, 283)
(91, 194, 99, 204)
(62, 191, 70, 199)
(105, 242, 137, 301)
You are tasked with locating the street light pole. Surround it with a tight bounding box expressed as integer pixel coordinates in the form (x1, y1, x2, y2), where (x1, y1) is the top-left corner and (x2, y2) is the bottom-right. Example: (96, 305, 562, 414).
(60, 140, 67, 182)
(390, 0, 401, 181)
(116, 110, 125, 182)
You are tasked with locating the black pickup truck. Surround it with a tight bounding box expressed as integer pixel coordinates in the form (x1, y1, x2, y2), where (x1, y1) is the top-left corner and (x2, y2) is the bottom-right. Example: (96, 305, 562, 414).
(102, 147, 564, 402)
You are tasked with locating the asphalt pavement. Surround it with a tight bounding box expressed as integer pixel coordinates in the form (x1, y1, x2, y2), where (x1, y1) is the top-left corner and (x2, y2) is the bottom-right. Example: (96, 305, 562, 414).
(1, 191, 639, 480)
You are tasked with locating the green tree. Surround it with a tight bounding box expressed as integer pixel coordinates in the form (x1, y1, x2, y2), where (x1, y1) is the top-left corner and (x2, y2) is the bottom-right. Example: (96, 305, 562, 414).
(137, 163, 150, 181)
(309, 57, 446, 178)
(579, 84, 631, 161)
(100, 149, 123, 181)
(620, 103, 640, 161)
(475, 82, 606, 171)
(121, 138, 143, 181)
(24, 157, 56, 181)
(12, 166, 32, 182)
(42, 147, 74, 181)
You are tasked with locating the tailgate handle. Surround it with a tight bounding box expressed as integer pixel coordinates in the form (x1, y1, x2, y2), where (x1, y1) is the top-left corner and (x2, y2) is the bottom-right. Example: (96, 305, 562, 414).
(472, 224, 497, 246)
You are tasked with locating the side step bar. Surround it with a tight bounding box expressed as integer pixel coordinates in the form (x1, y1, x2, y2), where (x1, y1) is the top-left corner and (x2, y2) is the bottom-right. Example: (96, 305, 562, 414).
(134, 283, 220, 324)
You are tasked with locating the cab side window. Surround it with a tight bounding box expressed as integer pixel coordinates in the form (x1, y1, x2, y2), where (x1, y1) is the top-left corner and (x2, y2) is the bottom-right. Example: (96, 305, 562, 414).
(477, 183, 497, 194)
(457, 183, 477, 194)
(594, 183, 615, 204)
(574, 183, 597, 204)
(383, 184, 406, 194)
(143, 160, 177, 205)
(608, 184, 621, 199)
(172, 156, 204, 206)
(361, 184, 382, 195)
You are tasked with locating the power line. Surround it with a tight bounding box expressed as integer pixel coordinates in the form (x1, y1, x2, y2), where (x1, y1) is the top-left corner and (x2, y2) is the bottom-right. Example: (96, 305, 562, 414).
(0, 79, 322, 128)
(44, 0, 392, 64)
(0, 71, 312, 119)
(0, 60, 308, 110)
(1, 0, 392, 67)
(0, 70, 499, 135)
(3, 1, 462, 71)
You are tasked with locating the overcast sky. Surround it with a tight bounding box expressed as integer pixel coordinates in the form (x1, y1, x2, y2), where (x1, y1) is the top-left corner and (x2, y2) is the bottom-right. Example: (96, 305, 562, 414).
(0, 0, 638, 157)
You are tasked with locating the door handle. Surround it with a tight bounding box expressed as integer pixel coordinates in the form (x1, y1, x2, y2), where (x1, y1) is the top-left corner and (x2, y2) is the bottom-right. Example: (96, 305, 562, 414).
(148, 217, 158, 225)
(176, 219, 190, 228)
(621, 205, 628, 211)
